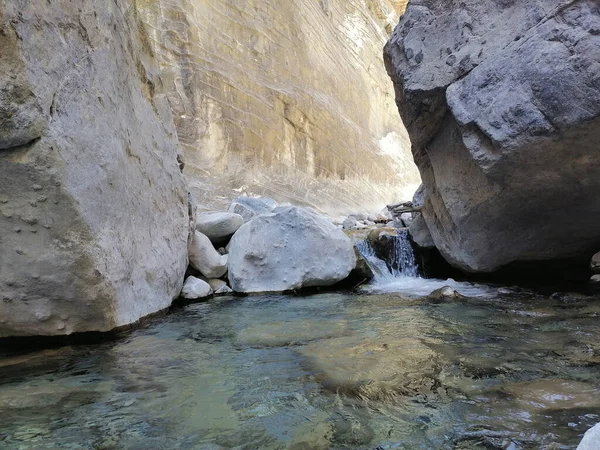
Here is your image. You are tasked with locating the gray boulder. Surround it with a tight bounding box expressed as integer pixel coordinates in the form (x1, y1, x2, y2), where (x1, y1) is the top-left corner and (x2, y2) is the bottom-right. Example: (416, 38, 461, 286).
(578, 423, 600, 450)
(384, 0, 600, 272)
(196, 212, 244, 243)
(591, 252, 600, 274)
(228, 206, 356, 293)
(188, 231, 228, 278)
(0, 0, 189, 337)
(228, 197, 277, 222)
(181, 277, 212, 300)
(590, 275, 600, 285)
(409, 214, 435, 249)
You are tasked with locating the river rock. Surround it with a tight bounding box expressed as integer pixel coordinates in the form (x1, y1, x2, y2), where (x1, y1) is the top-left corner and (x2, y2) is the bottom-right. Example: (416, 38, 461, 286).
(427, 286, 463, 303)
(207, 279, 232, 295)
(342, 217, 358, 230)
(227, 206, 356, 293)
(188, 231, 228, 278)
(591, 252, 600, 274)
(181, 277, 213, 300)
(590, 275, 600, 285)
(385, 0, 600, 272)
(228, 197, 277, 222)
(0, 0, 190, 337)
(196, 212, 244, 243)
(578, 423, 600, 450)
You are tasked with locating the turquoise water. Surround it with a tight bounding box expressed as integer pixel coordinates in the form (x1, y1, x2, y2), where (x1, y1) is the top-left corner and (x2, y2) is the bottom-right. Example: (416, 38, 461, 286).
(1, 287, 599, 449)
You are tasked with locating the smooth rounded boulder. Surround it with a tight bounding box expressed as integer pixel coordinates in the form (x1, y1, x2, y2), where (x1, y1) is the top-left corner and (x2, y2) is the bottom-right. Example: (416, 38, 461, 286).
(181, 277, 213, 299)
(196, 212, 244, 243)
(227, 206, 356, 293)
(577, 423, 600, 450)
(188, 231, 228, 278)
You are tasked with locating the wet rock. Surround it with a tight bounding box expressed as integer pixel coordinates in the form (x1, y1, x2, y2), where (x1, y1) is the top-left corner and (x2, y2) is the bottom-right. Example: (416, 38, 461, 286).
(297, 335, 441, 401)
(188, 231, 228, 278)
(500, 379, 600, 411)
(591, 252, 600, 274)
(427, 286, 464, 303)
(196, 212, 244, 244)
(590, 275, 600, 285)
(385, 0, 600, 273)
(181, 276, 212, 300)
(578, 423, 600, 450)
(228, 197, 277, 223)
(228, 206, 356, 293)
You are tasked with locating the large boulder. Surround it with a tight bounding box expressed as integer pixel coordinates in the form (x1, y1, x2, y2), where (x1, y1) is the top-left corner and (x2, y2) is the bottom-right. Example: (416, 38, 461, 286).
(227, 206, 356, 293)
(188, 231, 228, 279)
(384, 0, 600, 272)
(196, 212, 244, 243)
(0, 0, 189, 337)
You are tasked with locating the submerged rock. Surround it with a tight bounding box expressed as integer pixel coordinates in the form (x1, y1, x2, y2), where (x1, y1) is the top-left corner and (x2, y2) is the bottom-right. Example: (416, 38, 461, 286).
(385, 0, 600, 273)
(196, 212, 244, 243)
(427, 286, 464, 303)
(188, 231, 228, 278)
(228, 197, 277, 223)
(227, 206, 356, 293)
(0, 0, 189, 337)
(181, 277, 212, 300)
(578, 423, 600, 450)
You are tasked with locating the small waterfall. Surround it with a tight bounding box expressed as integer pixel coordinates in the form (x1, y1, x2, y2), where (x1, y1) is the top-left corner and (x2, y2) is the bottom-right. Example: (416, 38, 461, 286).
(355, 229, 420, 283)
(389, 229, 419, 278)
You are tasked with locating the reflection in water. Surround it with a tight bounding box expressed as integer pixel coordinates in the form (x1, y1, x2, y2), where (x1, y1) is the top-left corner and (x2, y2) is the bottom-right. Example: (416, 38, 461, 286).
(0, 290, 599, 449)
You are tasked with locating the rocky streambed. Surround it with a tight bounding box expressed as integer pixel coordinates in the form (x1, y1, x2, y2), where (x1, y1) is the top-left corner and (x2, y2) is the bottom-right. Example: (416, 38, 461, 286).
(1, 286, 600, 449)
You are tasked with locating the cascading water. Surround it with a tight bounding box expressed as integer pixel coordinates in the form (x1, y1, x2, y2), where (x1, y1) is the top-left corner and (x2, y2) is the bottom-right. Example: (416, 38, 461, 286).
(355, 229, 420, 283)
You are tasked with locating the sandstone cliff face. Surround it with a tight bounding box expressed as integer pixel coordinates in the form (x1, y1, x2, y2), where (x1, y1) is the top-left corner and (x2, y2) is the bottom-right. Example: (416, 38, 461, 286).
(137, 0, 420, 215)
(0, 0, 189, 336)
(385, 0, 600, 272)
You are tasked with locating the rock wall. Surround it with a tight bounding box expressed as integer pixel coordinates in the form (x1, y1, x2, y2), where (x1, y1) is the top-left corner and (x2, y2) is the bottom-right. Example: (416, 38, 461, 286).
(136, 0, 420, 215)
(0, 0, 190, 336)
(385, 0, 600, 272)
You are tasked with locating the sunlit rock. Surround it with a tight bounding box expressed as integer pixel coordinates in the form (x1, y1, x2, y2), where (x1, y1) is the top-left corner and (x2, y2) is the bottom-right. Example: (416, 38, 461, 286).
(181, 277, 213, 300)
(188, 231, 228, 278)
(136, 0, 420, 216)
(228, 206, 356, 293)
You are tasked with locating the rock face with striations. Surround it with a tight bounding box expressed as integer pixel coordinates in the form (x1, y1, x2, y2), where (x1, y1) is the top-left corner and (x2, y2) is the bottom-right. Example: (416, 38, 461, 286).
(0, 0, 190, 336)
(136, 0, 420, 216)
(384, 0, 600, 272)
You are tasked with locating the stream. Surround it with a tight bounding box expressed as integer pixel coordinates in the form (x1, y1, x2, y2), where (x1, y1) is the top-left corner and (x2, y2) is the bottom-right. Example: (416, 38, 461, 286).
(1, 239, 599, 449)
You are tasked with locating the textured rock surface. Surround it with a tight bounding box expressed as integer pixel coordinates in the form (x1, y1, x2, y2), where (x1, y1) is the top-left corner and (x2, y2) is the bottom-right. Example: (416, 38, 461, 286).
(385, 0, 600, 272)
(136, 0, 420, 216)
(228, 197, 277, 223)
(181, 276, 213, 299)
(578, 423, 600, 450)
(228, 206, 356, 293)
(196, 212, 243, 243)
(0, 0, 189, 337)
(188, 231, 228, 278)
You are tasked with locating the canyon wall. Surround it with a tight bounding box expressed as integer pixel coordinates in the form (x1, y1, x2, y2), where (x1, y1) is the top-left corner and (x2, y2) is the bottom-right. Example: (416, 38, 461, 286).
(137, 0, 419, 215)
(385, 0, 600, 272)
(0, 0, 190, 336)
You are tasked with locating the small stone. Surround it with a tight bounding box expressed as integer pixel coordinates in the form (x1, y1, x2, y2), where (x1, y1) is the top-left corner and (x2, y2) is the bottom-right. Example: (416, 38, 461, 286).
(180, 276, 213, 299)
(32, 184, 43, 191)
(590, 274, 600, 284)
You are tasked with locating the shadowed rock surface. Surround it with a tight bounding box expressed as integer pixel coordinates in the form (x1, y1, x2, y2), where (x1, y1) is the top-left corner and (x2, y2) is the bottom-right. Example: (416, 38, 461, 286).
(136, 0, 420, 215)
(385, 0, 600, 272)
(0, 0, 189, 337)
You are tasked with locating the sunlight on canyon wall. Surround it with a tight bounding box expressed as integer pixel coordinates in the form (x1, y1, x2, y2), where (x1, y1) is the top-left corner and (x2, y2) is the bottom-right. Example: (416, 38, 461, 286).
(136, 0, 419, 215)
